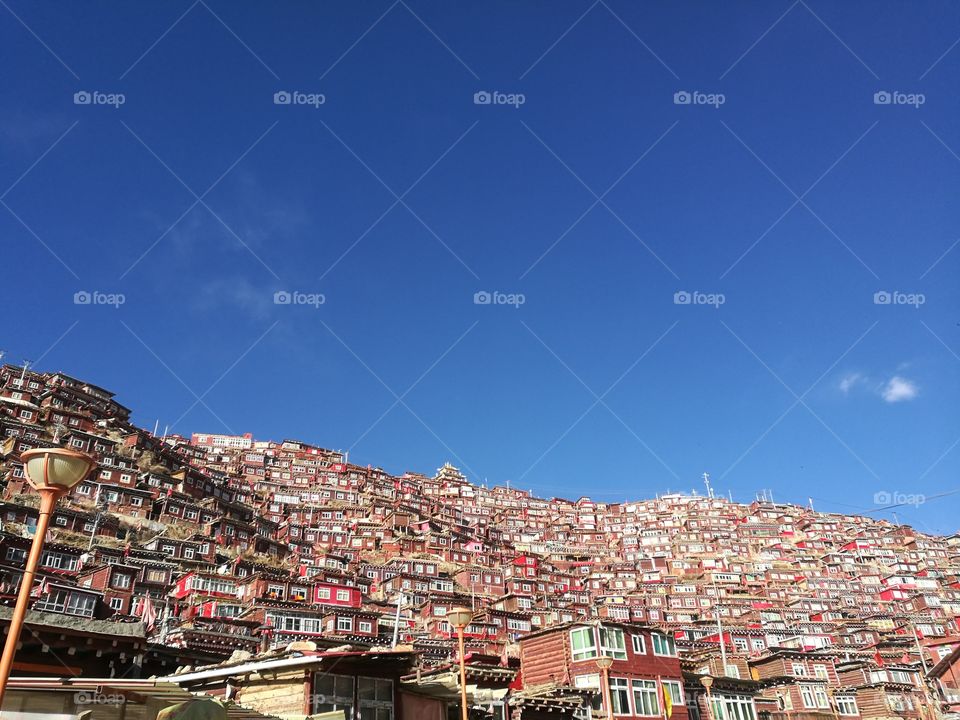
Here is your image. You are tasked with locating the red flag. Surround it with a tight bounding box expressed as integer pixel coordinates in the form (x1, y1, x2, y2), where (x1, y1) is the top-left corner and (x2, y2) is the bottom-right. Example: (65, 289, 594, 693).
(31, 577, 49, 598)
(138, 596, 157, 631)
(873, 649, 885, 666)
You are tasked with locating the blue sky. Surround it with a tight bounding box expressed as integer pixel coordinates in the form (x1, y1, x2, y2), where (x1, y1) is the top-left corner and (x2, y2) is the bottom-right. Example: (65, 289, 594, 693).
(3, 1, 959, 532)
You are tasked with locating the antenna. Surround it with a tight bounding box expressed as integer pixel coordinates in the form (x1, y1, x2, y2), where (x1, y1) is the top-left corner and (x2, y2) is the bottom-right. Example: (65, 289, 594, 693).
(19, 360, 31, 384)
(703, 472, 713, 499)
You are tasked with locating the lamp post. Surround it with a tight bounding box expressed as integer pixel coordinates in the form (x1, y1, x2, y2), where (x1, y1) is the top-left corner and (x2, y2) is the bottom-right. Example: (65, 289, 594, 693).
(596, 655, 614, 718)
(0, 447, 95, 706)
(447, 606, 474, 720)
(700, 675, 715, 720)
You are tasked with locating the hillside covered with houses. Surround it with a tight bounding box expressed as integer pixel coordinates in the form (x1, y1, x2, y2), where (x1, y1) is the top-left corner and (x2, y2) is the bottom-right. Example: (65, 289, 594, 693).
(1, 360, 958, 719)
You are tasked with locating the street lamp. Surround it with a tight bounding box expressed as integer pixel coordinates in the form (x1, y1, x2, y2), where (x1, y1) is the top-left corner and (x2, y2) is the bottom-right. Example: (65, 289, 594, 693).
(0, 447, 95, 705)
(596, 655, 614, 718)
(700, 675, 715, 720)
(447, 607, 474, 720)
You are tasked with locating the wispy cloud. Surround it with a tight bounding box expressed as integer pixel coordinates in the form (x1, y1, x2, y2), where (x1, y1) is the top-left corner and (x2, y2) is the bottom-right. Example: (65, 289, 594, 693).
(839, 372, 863, 394)
(839, 370, 920, 403)
(195, 276, 276, 320)
(880, 376, 919, 403)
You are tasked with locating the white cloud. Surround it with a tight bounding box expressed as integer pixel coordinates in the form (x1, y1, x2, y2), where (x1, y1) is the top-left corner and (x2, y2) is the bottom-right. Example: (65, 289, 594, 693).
(839, 373, 863, 394)
(880, 376, 918, 403)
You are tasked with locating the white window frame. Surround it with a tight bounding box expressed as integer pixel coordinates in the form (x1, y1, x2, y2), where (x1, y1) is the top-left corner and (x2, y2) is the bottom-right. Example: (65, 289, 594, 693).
(570, 627, 598, 661)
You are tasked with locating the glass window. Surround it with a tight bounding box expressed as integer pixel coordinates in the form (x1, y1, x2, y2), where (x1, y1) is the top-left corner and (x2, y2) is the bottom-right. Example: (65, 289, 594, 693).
(632, 634, 646, 654)
(359, 676, 393, 720)
(610, 678, 631, 715)
(835, 695, 858, 716)
(313, 672, 354, 716)
(600, 627, 627, 660)
(652, 633, 677, 656)
(631, 679, 659, 716)
(663, 680, 683, 705)
(571, 627, 598, 661)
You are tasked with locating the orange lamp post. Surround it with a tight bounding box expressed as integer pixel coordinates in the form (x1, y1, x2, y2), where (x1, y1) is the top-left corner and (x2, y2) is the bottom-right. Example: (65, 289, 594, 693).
(0, 447, 95, 706)
(700, 675, 716, 720)
(447, 606, 474, 720)
(596, 655, 614, 718)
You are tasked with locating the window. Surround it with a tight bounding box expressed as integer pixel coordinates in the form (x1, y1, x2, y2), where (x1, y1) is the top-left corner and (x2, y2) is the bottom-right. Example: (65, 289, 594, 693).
(312, 673, 354, 716)
(359, 676, 393, 720)
(599, 627, 627, 660)
(574, 674, 600, 689)
(5, 548, 26, 563)
(267, 611, 323, 634)
(317, 587, 331, 600)
(131, 497, 143, 507)
(112, 573, 131, 589)
(813, 665, 829, 679)
(835, 695, 858, 716)
(713, 695, 757, 720)
(792, 663, 807, 676)
(336, 616, 353, 632)
(337, 589, 351, 602)
(35, 589, 96, 617)
(652, 633, 677, 656)
(800, 684, 829, 709)
(40, 552, 78, 571)
(109, 597, 124, 611)
(610, 678, 631, 715)
(571, 627, 598, 661)
(631, 679, 659, 716)
(663, 680, 683, 706)
(888, 695, 913, 712)
(54, 516, 68, 527)
(359, 620, 373, 633)
(725, 665, 741, 679)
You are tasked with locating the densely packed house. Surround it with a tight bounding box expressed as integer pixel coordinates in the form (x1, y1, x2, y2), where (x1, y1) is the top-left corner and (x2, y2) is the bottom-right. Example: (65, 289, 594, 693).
(0, 361, 957, 719)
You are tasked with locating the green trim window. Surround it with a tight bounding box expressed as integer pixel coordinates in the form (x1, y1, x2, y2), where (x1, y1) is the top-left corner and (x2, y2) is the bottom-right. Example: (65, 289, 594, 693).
(631, 679, 660, 716)
(652, 632, 677, 656)
(571, 627, 598, 661)
(599, 627, 628, 660)
(610, 678, 631, 715)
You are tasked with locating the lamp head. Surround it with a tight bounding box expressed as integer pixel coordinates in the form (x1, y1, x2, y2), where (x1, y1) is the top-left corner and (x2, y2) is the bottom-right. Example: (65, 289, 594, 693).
(21, 447, 96, 493)
(595, 655, 614, 670)
(700, 675, 714, 691)
(447, 606, 474, 630)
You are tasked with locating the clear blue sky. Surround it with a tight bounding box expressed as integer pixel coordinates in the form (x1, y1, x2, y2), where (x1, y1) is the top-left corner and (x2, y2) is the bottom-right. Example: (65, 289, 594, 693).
(3, 1, 958, 532)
